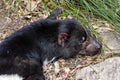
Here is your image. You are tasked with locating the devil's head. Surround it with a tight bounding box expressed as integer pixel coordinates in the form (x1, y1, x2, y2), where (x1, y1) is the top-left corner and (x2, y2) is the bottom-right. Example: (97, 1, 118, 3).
(57, 16, 102, 57)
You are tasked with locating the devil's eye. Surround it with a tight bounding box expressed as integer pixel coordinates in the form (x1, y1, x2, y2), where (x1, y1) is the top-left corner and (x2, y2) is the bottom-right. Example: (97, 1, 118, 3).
(82, 37, 85, 41)
(80, 36, 86, 43)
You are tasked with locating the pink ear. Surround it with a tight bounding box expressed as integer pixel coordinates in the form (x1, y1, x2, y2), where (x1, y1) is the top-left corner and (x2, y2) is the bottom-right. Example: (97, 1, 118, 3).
(58, 33, 68, 47)
(67, 15, 73, 19)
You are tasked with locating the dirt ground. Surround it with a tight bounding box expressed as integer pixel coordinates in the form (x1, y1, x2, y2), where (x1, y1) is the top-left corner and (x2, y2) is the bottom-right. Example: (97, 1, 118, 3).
(0, 3, 104, 80)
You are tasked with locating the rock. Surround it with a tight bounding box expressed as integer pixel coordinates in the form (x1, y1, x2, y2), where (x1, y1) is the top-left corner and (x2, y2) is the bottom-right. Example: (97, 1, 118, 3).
(100, 31, 120, 55)
(76, 57, 120, 80)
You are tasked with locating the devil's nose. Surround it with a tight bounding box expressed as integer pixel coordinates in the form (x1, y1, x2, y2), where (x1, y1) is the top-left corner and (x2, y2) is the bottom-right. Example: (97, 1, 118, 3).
(86, 41, 102, 55)
(93, 41, 101, 49)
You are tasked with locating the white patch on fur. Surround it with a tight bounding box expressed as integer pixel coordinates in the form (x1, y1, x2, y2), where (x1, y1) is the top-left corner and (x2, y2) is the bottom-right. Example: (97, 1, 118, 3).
(50, 57, 56, 62)
(43, 57, 56, 65)
(0, 74, 23, 80)
(43, 58, 48, 65)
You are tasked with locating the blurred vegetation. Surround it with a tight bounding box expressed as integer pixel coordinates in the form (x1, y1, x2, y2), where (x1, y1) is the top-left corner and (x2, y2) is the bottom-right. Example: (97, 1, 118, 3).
(2, 0, 120, 32)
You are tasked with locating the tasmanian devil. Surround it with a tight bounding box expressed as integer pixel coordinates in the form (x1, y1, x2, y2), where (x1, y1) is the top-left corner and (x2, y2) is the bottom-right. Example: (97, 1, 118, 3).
(0, 8, 101, 80)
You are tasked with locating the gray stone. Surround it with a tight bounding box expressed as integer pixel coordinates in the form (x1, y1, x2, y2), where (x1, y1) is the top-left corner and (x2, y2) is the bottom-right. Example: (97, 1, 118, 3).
(76, 57, 120, 80)
(100, 32, 120, 55)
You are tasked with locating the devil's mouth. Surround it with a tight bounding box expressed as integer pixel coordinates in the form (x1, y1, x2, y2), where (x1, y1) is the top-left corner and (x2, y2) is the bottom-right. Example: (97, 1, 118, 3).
(79, 49, 99, 56)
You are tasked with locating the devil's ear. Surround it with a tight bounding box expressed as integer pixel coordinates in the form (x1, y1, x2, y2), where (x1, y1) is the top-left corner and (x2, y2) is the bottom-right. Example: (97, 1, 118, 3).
(67, 15, 73, 19)
(66, 15, 76, 21)
(58, 33, 68, 47)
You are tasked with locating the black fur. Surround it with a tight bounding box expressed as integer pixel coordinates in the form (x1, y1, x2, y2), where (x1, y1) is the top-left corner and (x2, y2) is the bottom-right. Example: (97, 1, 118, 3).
(0, 8, 101, 80)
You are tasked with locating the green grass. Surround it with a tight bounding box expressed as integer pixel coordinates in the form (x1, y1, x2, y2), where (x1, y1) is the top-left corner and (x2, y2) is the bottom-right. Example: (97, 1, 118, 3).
(62, 0, 120, 32)
(2, 0, 120, 32)
(3, 0, 120, 30)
